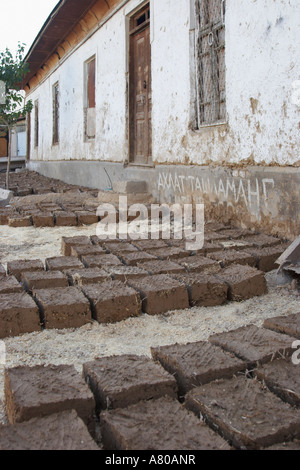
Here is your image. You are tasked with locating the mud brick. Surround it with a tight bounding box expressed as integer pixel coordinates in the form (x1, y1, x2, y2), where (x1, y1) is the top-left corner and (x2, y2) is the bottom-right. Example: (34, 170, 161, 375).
(128, 274, 189, 315)
(82, 254, 123, 269)
(8, 215, 32, 227)
(0, 292, 41, 339)
(54, 211, 77, 227)
(207, 250, 256, 268)
(61, 235, 92, 256)
(4, 365, 95, 427)
(33, 287, 92, 329)
(0, 276, 23, 294)
(0, 210, 9, 225)
(241, 234, 282, 248)
(70, 244, 107, 259)
(104, 265, 149, 282)
(100, 396, 230, 450)
(132, 239, 169, 251)
(81, 280, 141, 323)
(83, 355, 178, 411)
(119, 251, 157, 266)
(22, 271, 68, 292)
(244, 244, 290, 272)
(45, 256, 84, 272)
(148, 247, 189, 260)
(32, 212, 55, 227)
(217, 229, 254, 240)
(0, 264, 6, 278)
(91, 235, 119, 246)
(76, 211, 99, 225)
(65, 267, 111, 286)
(205, 231, 230, 242)
(205, 222, 231, 232)
(215, 264, 267, 301)
(219, 240, 256, 251)
(137, 259, 185, 276)
(196, 241, 223, 255)
(209, 324, 297, 367)
(151, 341, 247, 396)
(7, 259, 44, 282)
(176, 255, 220, 273)
(0, 410, 100, 450)
(185, 376, 300, 450)
(263, 313, 300, 339)
(255, 358, 300, 407)
(104, 242, 138, 254)
(171, 273, 228, 307)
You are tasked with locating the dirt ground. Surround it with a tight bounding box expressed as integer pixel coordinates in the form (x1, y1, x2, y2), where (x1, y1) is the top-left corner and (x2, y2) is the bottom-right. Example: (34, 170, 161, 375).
(0, 223, 299, 426)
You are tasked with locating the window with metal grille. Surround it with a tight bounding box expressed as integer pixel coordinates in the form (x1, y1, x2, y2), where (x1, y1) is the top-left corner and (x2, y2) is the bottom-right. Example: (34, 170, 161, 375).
(52, 82, 59, 144)
(34, 100, 39, 148)
(195, 0, 226, 127)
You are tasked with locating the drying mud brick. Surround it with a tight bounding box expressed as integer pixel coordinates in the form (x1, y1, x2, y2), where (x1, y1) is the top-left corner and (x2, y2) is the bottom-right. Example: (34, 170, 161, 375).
(32, 212, 55, 227)
(215, 264, 268, 301)
(132, 239, 169, 251)
(175, 255, 220, 273)
(241, 234, 282, 248)
(171, 273, 228, 307)
(119, 251, 157, 266)
(75, 211, 99, 225)
(137, 259, 186, 276)
(65, 267, 110, 286)
(147, 247, 188, 260)
(245, 244, 290, 272)
(33, 286, 92, 329)
(7, 259, 44, 282)
(185, 376, 300, 450)
(45, 256, 84, 272)
(255, 358, 300, 407)
(209, 324, 297, 367)
(151, 341, 247, 396)
(22, 271, 69, 292)
(0, 276, 23, 294)
(61, 236, 92, 256)
(207, 250, 256, 268)
(4, 365, 95, 427)
(263, 313, 300, 339)
(81, 280, 141, 323)
(0, 410, 100, 451)
(0, 292, 41, 339)
(54, 211, 77, 227)
(128, 274, 189, 315)
(100, 396, 230, 451)
(8, 215, 32, 227)
(83, 355, 178, 411)
(70, 244, 107, 259)
(104, 265, 149, 282)
(219, 239, 256, 251)
(82, 254, 123, 268)
(104, 242, 139, 254)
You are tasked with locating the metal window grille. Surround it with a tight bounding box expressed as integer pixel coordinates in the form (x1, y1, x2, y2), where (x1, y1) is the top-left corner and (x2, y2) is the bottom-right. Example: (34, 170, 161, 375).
(195, 0, 226, 126)
(34, 101, 39, 148)
(53, 83, 59, 144)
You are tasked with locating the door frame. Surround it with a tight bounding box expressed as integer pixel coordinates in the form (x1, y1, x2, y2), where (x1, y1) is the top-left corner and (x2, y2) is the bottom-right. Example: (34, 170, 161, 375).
(127, 2, 153, 167)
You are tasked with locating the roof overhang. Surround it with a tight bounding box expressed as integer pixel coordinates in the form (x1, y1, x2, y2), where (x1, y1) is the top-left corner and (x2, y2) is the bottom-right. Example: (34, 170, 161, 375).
(22, 0, 98, 88)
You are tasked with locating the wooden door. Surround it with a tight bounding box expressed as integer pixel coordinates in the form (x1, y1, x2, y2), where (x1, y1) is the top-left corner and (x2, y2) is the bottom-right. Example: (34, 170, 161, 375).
(129, 5, 152, 165)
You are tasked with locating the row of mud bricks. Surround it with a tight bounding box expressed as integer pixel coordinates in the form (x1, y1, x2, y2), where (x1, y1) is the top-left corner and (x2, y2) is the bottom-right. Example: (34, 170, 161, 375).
(0, 229, 289, 339)
(1, 312, 300, 450)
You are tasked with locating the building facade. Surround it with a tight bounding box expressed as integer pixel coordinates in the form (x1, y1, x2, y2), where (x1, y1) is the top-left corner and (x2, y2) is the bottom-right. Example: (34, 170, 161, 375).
(23, 0, 300, 238)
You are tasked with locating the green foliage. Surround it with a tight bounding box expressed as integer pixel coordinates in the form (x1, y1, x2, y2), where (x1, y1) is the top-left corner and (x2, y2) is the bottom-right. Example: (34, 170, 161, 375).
(0, 42, 33, 127)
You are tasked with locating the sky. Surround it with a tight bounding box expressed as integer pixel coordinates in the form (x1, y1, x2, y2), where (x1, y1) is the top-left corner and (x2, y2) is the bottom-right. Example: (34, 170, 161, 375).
(0, 0, 60, 56)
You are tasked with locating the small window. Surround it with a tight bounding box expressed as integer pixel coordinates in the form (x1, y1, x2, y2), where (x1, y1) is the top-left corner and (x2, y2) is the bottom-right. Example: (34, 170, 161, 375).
(52, 82, 59, 144)
(84, 57, 96, 140)
(195, 0, 226, 127)
(34, 100, 39, 147)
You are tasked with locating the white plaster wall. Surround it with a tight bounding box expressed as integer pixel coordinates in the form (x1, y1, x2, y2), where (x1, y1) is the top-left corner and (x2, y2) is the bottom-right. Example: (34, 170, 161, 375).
(27, 0, 300, 167)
